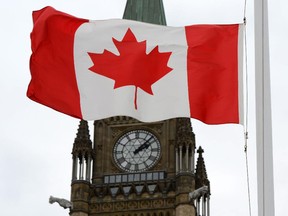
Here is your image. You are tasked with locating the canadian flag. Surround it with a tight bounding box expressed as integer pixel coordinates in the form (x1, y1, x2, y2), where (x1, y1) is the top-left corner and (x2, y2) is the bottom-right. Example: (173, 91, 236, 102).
(28, 6, 244, 124)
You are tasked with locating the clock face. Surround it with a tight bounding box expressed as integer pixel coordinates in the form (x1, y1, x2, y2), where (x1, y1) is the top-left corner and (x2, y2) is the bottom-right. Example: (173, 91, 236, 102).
(113, 130, 161, 172)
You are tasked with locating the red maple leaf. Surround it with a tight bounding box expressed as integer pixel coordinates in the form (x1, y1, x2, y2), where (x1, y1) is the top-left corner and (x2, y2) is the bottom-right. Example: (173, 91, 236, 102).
(88, 28, 173, 109)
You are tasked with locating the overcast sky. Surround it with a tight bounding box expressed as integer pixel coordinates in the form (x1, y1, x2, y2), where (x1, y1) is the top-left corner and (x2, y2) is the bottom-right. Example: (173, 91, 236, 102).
(0, 0, 287, 216)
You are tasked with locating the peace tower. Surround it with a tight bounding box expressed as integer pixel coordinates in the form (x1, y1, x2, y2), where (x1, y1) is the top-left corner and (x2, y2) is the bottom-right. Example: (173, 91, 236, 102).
(69, 1, 210, 216)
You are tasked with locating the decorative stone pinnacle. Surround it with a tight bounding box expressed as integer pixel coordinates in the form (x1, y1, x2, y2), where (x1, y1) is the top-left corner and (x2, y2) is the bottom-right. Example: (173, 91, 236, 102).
(195, 146, 210, 190)
(72, 120, 92, 156)
(176, 118, 195, 147)
(197, 146, 204, 155)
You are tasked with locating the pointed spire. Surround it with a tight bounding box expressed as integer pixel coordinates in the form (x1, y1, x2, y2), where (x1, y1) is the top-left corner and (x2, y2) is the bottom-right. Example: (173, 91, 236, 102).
(176, 118, 195, 147)
(72, 120, 92, 156)
(195, 146, 210, 189)
(123, 0, 167, 25)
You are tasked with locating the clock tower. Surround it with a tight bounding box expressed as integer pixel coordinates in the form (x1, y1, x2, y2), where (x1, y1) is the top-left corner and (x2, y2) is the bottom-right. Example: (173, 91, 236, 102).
(70, 117, 210, 216)
(70, 1, 210, 216)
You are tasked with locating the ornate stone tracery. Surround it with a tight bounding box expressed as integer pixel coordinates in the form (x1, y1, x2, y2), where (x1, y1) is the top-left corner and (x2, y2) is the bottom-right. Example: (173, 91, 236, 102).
(72, 120, 93, 182)
(175, 118, 196, 174)
(89, 198, 175, 215)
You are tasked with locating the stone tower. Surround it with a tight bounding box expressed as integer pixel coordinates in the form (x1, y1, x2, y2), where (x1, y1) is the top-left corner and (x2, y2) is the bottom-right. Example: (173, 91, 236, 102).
(70, 118, 210, 216)
(70, 1, 210, 216)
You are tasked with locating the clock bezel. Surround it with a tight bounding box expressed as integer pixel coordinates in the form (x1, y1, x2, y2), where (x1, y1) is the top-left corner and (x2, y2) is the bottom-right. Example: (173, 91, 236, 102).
(112, 128, 161, 173)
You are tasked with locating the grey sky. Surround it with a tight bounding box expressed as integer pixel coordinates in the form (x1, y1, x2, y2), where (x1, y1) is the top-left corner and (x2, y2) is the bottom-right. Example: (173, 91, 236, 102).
(0, 0, 287, 215)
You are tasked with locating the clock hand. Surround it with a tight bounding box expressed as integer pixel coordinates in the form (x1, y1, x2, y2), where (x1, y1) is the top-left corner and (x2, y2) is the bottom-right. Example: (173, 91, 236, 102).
(133, 137, 153, 154)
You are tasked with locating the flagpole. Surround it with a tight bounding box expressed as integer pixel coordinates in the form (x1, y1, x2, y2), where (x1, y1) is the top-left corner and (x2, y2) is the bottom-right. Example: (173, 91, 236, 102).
(254, 0, 275, 216)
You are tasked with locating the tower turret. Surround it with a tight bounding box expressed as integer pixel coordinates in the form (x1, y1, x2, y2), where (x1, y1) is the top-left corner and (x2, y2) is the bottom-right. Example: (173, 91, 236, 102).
(72, 120, 93, 182)
(194, 146, 210, 216)
(70, 120, 93, 216)
(175, 118, 196, 216)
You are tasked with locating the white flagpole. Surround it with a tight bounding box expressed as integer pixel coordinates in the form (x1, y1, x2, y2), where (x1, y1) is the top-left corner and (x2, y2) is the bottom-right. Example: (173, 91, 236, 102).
(254, 0, 275, 216)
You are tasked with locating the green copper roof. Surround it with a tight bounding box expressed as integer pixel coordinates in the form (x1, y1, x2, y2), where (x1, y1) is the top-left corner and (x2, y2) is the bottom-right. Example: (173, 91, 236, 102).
(123, 0, 167, 25)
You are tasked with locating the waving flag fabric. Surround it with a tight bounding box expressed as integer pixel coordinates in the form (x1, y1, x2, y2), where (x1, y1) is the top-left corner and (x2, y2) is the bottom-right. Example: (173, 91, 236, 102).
(27, 6, 243, 124)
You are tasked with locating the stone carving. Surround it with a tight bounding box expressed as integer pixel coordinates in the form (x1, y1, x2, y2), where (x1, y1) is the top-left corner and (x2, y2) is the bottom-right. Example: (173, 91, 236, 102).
(176, 118, 195, 148)
(89, 198, 174, 214)
(150, 124, 163, 134)
(188, 186, 209, 200)
(49, 196, 73, 209)
(111, 127, 122, 138)
(103, 116, 140, 125)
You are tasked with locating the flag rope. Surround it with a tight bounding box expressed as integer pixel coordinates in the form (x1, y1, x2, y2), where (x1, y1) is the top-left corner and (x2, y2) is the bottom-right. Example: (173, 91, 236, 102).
(244, 31, 252, 216)
(244, 134, 252, 216)
(243, 0, 252, 215)
(243, 0, 248, 19)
